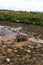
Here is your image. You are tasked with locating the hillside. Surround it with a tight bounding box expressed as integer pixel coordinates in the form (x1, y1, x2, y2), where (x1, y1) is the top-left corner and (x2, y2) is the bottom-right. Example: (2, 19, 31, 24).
(0, 10, 43, 25)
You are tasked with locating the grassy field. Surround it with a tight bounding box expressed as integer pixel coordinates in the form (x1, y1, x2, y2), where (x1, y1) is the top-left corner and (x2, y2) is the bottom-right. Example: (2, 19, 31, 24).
(0, 10, 43, 25)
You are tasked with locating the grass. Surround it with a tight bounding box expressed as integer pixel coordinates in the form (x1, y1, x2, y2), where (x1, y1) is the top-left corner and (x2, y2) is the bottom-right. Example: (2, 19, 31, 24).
(0, 10, 43, 25)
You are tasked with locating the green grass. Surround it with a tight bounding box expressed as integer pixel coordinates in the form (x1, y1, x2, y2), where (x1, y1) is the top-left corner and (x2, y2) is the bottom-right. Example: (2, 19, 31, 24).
(0, 10, 43, 25)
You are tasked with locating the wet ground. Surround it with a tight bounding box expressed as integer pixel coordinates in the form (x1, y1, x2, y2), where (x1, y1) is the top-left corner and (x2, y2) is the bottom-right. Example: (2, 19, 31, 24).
(0, 21, 43, 39)
(0, 21, 43, 65)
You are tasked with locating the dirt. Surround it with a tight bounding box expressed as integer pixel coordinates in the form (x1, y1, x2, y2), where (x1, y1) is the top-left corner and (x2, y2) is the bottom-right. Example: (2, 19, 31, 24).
(0, 21, 43, 65)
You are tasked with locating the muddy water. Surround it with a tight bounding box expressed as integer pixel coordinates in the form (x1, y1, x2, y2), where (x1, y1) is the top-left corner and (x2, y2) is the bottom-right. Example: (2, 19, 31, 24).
(0, 21, 43, 39)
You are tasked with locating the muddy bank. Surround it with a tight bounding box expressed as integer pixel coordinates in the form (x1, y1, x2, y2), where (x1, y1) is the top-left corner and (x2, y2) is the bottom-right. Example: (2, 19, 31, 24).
(0, 21, 43, 65)
(0, 21, 43, 39)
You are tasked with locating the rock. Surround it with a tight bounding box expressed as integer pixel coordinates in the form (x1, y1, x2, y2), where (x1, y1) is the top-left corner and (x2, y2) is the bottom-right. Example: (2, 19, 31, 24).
(7, 48, 12, 53)
(0, 26, 43, 65)
(37, 44, 41, 48)
(16, 34, 28, 42)
(14, 49, 18, 53)
(28, 37, 43, 43)
(27, 50, 31, 53)
(32, 58, 36, 61)
(6, 58, 10, 63)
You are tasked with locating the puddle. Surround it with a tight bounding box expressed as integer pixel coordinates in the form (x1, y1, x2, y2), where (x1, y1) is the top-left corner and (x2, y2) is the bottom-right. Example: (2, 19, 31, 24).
(0, 25, 43, 44)
(0, 26, 22, 35)
(0, 26, 28, 44)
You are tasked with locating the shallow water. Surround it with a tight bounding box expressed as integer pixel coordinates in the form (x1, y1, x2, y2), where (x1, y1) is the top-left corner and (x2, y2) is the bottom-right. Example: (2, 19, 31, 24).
(0, 21, 43, 42)
(0, 21, 43, 39)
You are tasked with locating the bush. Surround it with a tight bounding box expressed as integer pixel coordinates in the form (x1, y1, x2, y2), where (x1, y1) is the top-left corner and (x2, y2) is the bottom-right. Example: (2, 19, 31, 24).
(0, 10, 43, 25)
(0, 14, 5, 21)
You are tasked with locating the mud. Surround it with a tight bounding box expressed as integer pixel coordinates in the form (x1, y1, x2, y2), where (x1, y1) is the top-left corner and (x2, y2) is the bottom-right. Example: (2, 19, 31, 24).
(0, 21, 43, 65)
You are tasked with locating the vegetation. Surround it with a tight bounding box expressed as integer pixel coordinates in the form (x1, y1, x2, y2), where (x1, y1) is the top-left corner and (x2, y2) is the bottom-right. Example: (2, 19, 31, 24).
(0, 10, 43, 25)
